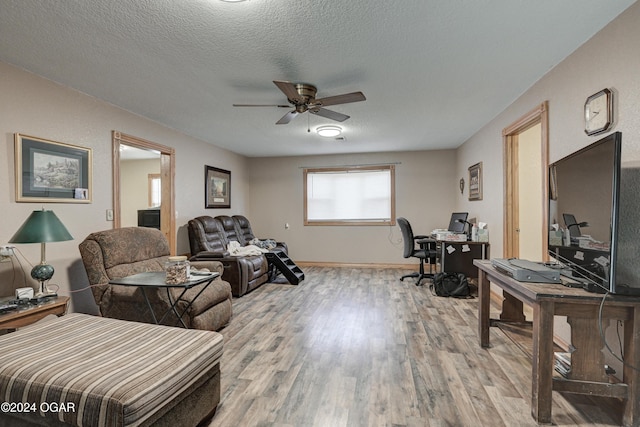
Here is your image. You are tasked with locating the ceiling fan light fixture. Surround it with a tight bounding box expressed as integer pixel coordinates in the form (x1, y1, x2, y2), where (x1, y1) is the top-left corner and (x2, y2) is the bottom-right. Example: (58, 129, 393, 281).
(316, 126, 342, 137)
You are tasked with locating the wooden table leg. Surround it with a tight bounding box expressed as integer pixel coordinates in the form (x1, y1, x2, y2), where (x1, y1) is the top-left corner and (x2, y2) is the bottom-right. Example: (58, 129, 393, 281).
(478, 268, 490, 348)
(566, 316, 608, 382)
(623, 305, 640, 427)
(501, 291, 526, 323)
(531, 300, 554, 424)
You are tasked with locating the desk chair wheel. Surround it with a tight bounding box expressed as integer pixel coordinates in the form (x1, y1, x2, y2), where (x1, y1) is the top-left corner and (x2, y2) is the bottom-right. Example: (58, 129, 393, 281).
(400, 271, 433, 286)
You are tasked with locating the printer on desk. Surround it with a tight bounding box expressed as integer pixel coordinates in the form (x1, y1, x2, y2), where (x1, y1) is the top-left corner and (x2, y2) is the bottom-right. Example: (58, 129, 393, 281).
(431, 229, 467, 241)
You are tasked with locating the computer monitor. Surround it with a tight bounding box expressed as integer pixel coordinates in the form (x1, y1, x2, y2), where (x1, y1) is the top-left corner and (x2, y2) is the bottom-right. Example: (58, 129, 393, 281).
(448, 212, 468, 233)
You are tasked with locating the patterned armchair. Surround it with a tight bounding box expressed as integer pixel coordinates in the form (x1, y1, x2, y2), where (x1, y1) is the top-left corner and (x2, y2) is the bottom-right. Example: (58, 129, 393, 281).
(79, 227, 232, 331)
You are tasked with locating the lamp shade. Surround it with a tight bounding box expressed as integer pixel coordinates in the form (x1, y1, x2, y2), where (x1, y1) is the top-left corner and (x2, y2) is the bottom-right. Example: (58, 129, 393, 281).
(9, 210, 73, 244)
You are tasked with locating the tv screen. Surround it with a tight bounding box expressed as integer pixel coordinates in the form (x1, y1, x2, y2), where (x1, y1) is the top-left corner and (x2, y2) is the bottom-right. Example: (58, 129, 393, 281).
(448, 212, 468, 233)
(548, 131, 640, 295)
(138, 209, 160, 230)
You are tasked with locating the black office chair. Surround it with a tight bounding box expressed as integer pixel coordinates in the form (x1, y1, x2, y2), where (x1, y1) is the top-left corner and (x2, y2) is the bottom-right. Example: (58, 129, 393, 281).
(397, 217, 438, 286)
(563, 213, 589, 238)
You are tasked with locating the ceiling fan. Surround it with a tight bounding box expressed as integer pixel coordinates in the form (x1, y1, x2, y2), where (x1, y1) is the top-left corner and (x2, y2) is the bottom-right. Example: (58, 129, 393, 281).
(233, 80, 366, 125)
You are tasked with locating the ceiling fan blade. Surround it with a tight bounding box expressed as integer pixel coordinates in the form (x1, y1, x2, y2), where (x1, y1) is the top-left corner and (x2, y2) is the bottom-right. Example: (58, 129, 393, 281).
(273, 81, 304, 103)
(233, 104, 291, 108)
(314, 91, 366, 107)
(310, 108, 350, 122)
(276, 110, 299, 125)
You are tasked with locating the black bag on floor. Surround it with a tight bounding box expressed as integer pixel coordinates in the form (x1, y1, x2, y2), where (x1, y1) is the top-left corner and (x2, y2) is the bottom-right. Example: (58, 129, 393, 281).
(430, 272, 470, 297)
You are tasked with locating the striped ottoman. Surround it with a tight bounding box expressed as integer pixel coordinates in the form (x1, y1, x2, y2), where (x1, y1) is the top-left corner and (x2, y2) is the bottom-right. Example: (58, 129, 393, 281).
(0, 313, 223, 427)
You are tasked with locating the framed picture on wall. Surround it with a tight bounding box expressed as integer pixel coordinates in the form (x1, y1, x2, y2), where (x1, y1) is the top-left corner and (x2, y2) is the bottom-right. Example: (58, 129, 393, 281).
(468, 162, 483, 201)
(15, 134, 92, 203)
(205, 165, 230, 208)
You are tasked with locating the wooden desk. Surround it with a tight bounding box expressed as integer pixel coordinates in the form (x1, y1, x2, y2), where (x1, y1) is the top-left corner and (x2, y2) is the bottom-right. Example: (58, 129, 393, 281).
(0, 296, 70, 330)
(439, 240, 489, 280)
(474, 260, 640, 426)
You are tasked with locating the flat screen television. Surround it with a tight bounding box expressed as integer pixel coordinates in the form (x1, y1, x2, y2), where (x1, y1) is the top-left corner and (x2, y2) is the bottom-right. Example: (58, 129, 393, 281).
(138, 208, 160, 230)
(548, 131, 640, 295)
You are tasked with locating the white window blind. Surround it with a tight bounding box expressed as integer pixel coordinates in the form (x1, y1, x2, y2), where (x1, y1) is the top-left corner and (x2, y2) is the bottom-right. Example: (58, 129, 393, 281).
(304, 166, 395, 225)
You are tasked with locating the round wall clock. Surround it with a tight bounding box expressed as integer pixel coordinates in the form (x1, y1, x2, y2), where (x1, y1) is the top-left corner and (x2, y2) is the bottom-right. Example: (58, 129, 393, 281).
(584, 88, 613, 136)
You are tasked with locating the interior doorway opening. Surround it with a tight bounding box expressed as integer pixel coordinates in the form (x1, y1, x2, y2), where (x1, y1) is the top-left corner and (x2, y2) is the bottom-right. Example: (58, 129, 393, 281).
(112, 131, 176, 254)
(502, 102, 549, 261)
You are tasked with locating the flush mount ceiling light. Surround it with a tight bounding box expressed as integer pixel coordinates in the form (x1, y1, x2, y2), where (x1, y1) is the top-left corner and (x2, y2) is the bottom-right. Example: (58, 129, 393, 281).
(316, 126, 342, 138)
(220, 0, 247, 2)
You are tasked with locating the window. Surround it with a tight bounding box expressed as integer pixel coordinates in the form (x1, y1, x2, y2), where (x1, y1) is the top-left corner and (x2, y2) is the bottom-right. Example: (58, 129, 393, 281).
(148, 174, 161, 207)
(304, 165, 395, 226)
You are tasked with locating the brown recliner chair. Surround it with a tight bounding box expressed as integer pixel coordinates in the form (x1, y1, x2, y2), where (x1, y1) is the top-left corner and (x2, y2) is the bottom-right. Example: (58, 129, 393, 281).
(188, 216, 269, 297)
(79, 227, 233, 331)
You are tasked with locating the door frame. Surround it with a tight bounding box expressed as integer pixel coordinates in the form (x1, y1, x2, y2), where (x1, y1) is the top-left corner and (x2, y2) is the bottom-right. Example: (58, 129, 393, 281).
(502, 102, 549, 260)
(112, 131, 176, 254)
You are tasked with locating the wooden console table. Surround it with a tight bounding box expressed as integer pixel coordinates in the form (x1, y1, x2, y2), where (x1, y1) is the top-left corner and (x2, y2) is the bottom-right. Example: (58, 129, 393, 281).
(474, 259, 640, 426)
(0, 296, 70, 330)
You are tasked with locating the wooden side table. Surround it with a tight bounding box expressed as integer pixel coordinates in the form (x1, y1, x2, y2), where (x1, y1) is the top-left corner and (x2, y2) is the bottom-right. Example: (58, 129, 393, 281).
(108, 272, 219, 327)
(474, 260, 640, 426)
(0, 296, 70, 330)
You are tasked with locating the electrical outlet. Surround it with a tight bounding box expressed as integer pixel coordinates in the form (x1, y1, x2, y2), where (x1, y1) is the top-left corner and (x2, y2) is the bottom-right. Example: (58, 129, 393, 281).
(0, 246, 14, 263)
(0, 246, 15, 257)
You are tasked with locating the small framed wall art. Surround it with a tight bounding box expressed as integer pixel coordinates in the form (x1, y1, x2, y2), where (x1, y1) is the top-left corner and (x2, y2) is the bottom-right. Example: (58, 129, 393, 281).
(15, 134, 92, 203)
(205, 165, 231, 208)
(468, 162, 483, 201)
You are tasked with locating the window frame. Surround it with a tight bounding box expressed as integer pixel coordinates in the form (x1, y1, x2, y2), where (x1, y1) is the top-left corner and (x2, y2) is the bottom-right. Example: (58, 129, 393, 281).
(303, 165, 396, 226)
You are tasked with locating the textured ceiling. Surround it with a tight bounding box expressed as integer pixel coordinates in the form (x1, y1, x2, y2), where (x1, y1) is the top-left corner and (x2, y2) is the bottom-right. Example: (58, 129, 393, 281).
(0, 0, 636, 157)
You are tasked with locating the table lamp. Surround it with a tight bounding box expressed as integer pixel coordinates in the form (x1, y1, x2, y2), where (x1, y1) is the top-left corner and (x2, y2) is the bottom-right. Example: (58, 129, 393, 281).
(9, 209, 73, 298)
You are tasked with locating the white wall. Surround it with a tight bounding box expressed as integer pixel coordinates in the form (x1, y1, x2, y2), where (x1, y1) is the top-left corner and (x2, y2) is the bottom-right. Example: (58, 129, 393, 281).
(455, 1, 640, 374)
(247, 150, 457, 265)
(455, 2, 640, 259)
(0, 62, 249, 314)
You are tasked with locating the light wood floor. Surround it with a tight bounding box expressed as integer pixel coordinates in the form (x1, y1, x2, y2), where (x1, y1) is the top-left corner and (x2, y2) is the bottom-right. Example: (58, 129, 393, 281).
(209, 267, 622, 427)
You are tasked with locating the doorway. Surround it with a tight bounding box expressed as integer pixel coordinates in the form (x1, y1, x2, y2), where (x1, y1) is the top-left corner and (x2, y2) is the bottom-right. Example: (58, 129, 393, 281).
(503, 102, 549, 260)
(112, 131, 176, 254)
(119, 146, 161, 227)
